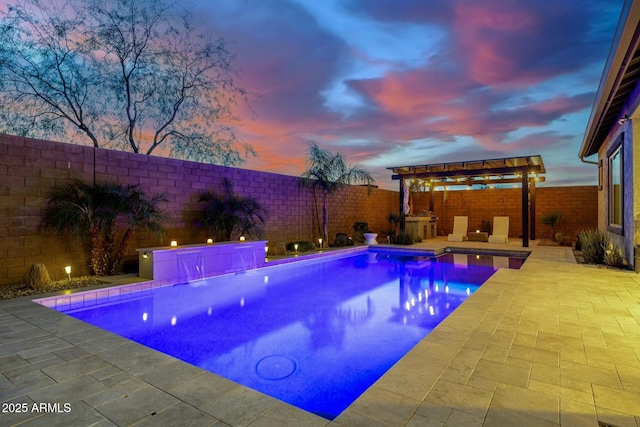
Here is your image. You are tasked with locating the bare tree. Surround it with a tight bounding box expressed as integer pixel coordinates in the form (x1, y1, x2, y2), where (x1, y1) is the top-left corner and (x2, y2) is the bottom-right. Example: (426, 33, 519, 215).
(0, 0, 253, 165)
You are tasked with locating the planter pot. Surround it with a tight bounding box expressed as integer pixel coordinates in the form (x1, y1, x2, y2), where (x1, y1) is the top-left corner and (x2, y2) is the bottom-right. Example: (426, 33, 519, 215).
(364, 233, 378, 245)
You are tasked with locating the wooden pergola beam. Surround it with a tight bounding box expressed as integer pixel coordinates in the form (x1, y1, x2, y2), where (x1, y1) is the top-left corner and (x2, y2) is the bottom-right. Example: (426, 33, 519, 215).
(389, 155, 546, 248)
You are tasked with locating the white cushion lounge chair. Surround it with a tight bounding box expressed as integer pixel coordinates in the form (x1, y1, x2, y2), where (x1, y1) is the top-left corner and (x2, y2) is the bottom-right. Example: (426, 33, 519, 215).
(448, 216, 468, 242)
(488, 216, 509, 243)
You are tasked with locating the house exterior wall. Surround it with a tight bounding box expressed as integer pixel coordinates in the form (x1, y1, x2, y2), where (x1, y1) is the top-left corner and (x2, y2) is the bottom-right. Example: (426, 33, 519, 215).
(596, 85, 640, 268)
(634, 119, 640, 264)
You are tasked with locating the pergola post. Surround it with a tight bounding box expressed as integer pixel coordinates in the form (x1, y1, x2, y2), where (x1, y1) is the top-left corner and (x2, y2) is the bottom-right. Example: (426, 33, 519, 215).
(521, 172, 529, 248)
(399, 178, 405, 232)
(530, 178, 536, 240)
(429, 180, 435, 212)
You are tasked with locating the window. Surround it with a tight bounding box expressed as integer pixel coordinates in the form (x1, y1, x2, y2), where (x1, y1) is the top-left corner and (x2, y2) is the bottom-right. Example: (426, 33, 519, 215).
(607, 135, 623, 233)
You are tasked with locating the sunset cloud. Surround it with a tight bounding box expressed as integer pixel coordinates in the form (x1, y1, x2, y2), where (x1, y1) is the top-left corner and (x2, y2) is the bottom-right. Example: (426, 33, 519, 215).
(193, 0, 622, 189)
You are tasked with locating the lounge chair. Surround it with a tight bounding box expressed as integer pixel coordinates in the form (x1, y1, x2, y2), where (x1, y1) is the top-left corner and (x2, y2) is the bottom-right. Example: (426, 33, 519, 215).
(488, 216, 509, 243)
(448, 216, 468, 242)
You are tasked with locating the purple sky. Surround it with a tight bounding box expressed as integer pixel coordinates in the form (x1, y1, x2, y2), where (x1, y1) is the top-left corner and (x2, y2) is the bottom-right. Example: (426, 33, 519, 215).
(191, 0, 623, 190)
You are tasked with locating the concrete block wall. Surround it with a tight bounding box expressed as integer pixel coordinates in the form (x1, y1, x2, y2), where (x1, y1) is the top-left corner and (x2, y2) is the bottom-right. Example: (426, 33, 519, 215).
(413, 186, 598, 239)
(0, 134, 396, 285)
(0, 134, 598, 286)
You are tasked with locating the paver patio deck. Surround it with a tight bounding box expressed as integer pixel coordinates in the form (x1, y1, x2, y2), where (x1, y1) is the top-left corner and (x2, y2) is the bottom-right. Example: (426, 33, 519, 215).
(1, 238, 639, 426)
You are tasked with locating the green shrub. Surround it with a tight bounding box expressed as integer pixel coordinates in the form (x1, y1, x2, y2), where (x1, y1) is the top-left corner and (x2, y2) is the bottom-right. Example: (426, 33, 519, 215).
(555, 232, 572, 247)
(603, 242, 627, 268)
(286, 241, 317, 252)
(353, 222, 369, 243)
(578, 229, 607, 264)
(393, 231, 414, 245)
(26, 263, 51, 291)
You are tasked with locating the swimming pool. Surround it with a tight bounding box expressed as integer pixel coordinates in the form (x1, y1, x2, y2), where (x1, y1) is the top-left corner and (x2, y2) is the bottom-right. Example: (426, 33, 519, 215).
(39, 249, 526, 420)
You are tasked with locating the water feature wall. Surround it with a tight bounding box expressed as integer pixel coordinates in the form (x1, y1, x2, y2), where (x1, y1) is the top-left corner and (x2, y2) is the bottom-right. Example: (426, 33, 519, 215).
(137, 241, 267, 281)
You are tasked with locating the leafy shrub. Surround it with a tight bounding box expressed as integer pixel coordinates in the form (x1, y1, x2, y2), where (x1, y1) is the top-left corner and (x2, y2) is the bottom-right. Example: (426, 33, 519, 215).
(353, 222, 369, 243)
(286, 241, 317, 252)
(603, 242, 627, 268)
(578, 229, 607, 264)
(26, 263, 51, 291)
(267, 242, 287, 256)
(555, 232, 572, 247)
(393, 231, 414, 245)
(332, 233, 355, 247)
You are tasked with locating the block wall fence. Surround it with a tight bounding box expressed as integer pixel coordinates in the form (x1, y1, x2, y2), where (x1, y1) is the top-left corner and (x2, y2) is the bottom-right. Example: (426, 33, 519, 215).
(1, 134, 597, 286)
(411, 185, 598, 241)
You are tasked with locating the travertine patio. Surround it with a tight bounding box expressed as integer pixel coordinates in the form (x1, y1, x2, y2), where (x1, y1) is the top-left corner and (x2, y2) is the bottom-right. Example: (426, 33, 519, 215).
(1, 239, 639, 426)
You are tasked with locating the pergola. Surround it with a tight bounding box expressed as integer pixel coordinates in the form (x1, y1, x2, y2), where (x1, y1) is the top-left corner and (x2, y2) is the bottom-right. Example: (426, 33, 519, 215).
(387, 155, 546, 247)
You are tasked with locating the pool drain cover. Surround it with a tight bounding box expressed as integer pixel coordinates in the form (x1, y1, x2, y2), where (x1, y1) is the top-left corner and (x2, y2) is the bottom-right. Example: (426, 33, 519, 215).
(255, 355, 297, 380)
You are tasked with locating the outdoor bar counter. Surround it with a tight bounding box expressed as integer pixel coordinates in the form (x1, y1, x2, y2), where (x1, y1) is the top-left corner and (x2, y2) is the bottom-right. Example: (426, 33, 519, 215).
(404, 216, 437, 240)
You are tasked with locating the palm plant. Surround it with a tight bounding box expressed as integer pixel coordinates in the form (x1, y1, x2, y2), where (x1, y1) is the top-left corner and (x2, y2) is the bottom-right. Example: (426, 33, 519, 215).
(301, 142, 375, 245)
(41, 180, 167, 276)
(541, 212, 563, 240)
(195, 179, 267, 241)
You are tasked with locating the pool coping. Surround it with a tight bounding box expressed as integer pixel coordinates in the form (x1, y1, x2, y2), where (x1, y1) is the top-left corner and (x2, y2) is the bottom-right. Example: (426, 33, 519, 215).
(3, 241, 639, 425)
(32, 245, 528, 311)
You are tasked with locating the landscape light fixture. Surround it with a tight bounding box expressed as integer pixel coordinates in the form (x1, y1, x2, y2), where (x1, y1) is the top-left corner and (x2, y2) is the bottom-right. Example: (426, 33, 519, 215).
(64, 265, 71, 281)
(170, 240, 178, 247)
(239, 236, 245, 242)
(318, 238, 323, 248)
(207, 238, 213, 244)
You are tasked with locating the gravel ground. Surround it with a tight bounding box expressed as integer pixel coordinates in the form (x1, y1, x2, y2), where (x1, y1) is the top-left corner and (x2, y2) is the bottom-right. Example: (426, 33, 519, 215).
(0, 276, 106, 300)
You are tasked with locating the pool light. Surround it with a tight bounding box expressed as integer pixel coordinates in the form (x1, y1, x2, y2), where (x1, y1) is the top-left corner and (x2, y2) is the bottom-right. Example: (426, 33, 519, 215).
(64, 265, 71, 281)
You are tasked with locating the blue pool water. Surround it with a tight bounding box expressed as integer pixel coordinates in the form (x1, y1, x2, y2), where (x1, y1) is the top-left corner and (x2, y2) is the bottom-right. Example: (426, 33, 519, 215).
(55, 250, 525, 419)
